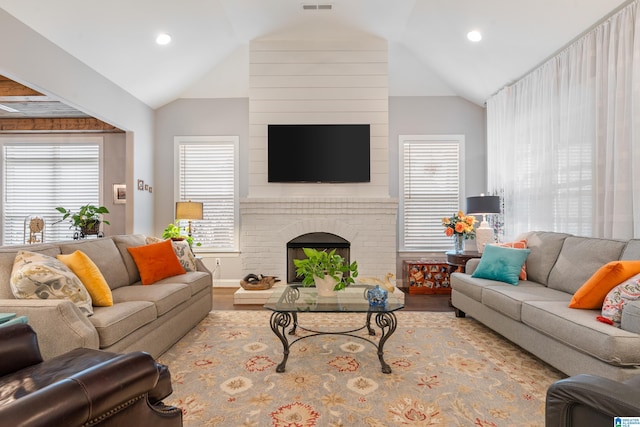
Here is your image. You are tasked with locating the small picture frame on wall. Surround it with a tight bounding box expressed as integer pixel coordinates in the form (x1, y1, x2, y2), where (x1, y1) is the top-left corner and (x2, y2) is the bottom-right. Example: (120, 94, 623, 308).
(113, 184, 126, 204)
(137, 179, 144, 191)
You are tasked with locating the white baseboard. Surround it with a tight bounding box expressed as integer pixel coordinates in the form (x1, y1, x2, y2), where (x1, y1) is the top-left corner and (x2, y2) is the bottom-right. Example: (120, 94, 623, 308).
(212, 279, 240, 288)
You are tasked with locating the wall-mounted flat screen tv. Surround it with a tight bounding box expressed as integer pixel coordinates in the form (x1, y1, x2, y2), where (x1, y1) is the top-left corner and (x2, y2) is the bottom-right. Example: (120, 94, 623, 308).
(268, 124, 370, 183)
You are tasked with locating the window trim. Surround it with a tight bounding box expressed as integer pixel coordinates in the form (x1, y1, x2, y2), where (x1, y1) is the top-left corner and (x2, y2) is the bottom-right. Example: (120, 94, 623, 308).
(174, 136, 239, 252)
(398, 134, 466, 252)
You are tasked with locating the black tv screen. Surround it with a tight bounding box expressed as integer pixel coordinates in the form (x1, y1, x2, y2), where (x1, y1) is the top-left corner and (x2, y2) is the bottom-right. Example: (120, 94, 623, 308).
(268, 124, 370, 183)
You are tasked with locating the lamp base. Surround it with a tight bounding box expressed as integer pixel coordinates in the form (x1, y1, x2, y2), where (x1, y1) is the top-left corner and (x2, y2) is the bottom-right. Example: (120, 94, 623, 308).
(475, 221, 494, 254)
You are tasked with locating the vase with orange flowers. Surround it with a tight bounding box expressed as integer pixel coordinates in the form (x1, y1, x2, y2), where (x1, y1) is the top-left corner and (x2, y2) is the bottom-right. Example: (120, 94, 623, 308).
(442, 211, 477, 253)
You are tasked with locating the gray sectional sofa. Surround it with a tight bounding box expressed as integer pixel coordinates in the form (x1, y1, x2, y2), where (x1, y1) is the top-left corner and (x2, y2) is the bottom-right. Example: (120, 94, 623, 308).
(0, 234, 212, 359)
(451, 231, 640, 381)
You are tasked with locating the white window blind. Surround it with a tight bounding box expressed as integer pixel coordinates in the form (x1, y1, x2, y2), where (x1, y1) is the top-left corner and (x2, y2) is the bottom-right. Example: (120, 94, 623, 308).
(176, 136, 238, 251)
(399, 135, 464, 251)
(3, 140, 102, 245)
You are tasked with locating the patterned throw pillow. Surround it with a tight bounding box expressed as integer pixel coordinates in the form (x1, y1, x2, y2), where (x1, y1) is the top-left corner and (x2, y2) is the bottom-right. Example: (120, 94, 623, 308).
(171, 239, 197, 272)
(599, 273, 640, 326)
(10, 250, 93, 316)
(145, 236, 163, 245)
(145, 236, 197, 272)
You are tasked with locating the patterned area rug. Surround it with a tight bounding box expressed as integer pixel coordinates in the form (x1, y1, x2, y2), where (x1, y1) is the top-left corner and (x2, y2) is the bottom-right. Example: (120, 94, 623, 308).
(158, 311, 564, 426)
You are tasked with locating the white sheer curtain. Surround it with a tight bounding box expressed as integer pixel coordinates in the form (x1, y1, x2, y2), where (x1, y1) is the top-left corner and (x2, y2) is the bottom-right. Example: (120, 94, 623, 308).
(487, 0, 640, 240)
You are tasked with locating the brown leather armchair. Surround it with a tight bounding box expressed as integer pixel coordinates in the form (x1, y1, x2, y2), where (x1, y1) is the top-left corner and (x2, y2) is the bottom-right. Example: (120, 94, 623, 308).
(546, 374, 640, 426)
(0, 323, 182, 427)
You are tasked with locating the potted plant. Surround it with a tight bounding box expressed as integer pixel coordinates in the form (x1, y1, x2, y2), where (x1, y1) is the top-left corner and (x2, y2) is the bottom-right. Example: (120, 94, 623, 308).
(55, 204, 110, 236)
(162, 222, 201, 248)
(293, 248, 358, 296)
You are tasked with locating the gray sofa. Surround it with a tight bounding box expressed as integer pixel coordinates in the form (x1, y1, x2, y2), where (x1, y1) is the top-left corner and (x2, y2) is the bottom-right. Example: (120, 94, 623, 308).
(451, 231, 640, 381)
(0, 234, 212, 359)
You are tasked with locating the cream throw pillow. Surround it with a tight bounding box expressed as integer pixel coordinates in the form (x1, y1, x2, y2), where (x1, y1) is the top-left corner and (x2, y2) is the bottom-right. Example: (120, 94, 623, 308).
(10, 250, 93, 316)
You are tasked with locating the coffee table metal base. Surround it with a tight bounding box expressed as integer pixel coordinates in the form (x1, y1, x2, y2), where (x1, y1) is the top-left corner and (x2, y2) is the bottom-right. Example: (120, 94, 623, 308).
(269, 311, 398, 374)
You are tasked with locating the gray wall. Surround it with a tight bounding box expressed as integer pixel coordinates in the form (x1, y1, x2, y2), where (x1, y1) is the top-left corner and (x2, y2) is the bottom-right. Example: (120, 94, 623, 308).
(102, 133, 127, 236)
(0, 9, 155, 235)
(389, 96, 487, 199)
(154, 98, 250, 235)
(154, 98, 249, 284)
(389, 96, 487, 283)
(154, 95, 486, 285)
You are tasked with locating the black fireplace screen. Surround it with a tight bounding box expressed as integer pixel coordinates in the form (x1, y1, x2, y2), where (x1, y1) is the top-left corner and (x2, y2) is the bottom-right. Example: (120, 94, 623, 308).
(286, 232, 350, 283)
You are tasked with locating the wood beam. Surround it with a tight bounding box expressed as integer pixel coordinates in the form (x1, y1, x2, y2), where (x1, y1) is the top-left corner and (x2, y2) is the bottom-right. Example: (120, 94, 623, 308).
(0, 75, 43, 97)
(0, 96, 55, 102)
(0, 117, 123, 133)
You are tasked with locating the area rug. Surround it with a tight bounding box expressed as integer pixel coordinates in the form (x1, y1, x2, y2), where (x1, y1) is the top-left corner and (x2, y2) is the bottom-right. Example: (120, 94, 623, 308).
(158, 311, 564, 426)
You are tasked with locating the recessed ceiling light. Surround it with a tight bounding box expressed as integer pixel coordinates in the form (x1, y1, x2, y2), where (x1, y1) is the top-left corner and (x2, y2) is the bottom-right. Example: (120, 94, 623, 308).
(467, 30, 482, 42)
(156, 33, 172, 45)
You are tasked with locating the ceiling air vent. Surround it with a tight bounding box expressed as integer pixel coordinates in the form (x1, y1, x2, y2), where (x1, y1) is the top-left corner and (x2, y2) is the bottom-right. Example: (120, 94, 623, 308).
(302, 3, 333, 11)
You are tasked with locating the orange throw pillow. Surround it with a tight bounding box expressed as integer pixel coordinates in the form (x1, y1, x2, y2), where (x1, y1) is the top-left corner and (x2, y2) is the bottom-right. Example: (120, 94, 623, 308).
(569, 260, 640, 309)
(495, 240, 528, 280)
(127, 239, 186, 285)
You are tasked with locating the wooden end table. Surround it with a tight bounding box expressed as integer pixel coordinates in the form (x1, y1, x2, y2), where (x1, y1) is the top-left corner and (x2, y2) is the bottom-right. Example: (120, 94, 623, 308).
(446, 250, 481, 273)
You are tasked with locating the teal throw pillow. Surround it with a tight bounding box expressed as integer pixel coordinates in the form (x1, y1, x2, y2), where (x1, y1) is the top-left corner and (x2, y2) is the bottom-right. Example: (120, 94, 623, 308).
(0, 315, 28, 328)
(471, 244, 531, 285)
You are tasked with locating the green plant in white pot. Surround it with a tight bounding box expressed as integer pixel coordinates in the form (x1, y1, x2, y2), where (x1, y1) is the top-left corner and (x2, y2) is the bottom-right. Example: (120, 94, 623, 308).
(293, 248, 358, 296)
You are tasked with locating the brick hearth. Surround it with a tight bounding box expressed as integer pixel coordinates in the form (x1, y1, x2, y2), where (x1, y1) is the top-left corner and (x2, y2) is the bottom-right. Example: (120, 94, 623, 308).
(240, 198, 398, 281)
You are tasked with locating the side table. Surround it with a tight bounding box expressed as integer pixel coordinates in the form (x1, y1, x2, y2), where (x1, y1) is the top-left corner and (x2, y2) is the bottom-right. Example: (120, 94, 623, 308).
(445, 251, 481, 273)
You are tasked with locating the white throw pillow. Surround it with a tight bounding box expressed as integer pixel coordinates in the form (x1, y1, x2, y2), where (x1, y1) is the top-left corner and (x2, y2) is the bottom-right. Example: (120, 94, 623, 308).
(10, 250, 93, 316)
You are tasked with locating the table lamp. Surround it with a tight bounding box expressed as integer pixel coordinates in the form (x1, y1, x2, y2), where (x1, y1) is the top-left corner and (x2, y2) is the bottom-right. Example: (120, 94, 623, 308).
(466, 194, 500, 254)
(175, 201, 203, 237)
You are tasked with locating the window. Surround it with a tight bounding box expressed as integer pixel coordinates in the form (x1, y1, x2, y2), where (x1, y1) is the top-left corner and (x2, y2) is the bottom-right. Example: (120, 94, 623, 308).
(175, 136, 238, 251)
(2, 137, 103, 245)
(399, 135, 465, 251)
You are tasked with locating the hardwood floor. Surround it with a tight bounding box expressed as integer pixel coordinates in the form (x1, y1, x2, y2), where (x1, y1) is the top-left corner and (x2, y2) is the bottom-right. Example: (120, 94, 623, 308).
(212, 287, 454, 312)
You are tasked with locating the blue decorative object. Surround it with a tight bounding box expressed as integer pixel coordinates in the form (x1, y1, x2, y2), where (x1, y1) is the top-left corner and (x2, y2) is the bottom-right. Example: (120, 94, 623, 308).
(366, 285, 388, 307)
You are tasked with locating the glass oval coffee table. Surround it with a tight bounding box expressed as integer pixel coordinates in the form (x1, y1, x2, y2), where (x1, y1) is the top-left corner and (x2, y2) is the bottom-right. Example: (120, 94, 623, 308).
(263, 284, 404, 374)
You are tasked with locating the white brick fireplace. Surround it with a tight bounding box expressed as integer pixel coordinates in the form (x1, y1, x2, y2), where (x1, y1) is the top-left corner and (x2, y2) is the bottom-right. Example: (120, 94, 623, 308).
(240, 31, 396, 282)
(240, 198, 398, 280)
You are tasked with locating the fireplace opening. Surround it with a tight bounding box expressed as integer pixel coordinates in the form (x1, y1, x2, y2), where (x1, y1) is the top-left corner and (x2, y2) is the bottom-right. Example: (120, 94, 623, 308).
(287, 232, 350, 283)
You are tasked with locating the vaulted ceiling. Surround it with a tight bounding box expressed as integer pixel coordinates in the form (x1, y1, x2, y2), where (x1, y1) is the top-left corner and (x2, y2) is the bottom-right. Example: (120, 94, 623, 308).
(0, 0, 629, 115)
